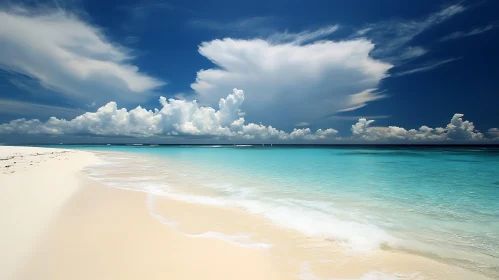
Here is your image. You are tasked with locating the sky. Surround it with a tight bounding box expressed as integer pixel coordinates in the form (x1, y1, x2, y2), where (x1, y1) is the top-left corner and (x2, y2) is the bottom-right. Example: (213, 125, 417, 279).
(0, 0, 498, 144)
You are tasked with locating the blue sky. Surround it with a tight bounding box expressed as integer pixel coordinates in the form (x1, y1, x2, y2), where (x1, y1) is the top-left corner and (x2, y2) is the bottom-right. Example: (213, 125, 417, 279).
(0, 0, 498, 143)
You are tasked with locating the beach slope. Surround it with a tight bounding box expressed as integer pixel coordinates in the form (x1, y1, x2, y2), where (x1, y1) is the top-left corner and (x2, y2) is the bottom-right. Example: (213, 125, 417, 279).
(0, 146, 278, 280)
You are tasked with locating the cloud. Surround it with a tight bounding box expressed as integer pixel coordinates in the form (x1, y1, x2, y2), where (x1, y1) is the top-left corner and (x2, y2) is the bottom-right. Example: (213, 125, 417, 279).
(189, 5, 470, 127)
(328, 115, 391, 120)
(188, 18, 339, 43)
(189, 16, 274, 34)
(0, 89, 338, 141)
(440, 24, 498, 42)
(2, 91, 496, 143)
(337, 89, 387, 112)
(191, 36, 393, 127)
(268, 25, 339, 44)
(352, 113, 484, 141)
(124, 36, 140, 44)
(0, 7, 164, 105)
(121, 0, 176, 21)
(354, 4, 466, 61)
(397, 46, 428, 60)
(488, 128, 499, 139)
(393, 58, 461, 76)
(0, 99, 84, 120)
(295, 122, 309, 127)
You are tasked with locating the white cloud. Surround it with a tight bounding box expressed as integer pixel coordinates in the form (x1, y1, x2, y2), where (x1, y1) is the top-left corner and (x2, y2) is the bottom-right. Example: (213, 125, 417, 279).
(393, 58, 461, 77)
(488, 128, 499, 139)
(441, 24, 498, 42)
(337, 89, 387, 112)
(268, 24, 339, 44)
(329, 115, 391, 121)
(0, 88, 338, 141)
(351, 113, 484, 141)
(191, 36, 393, 127)
(295, 122, 309, 127)
(2, 92, 496, 142)
(398, 46, 428, 60)
(0, 7, 164, 104)
(86, 101, 97, 108)
(355, 4, 466, 61)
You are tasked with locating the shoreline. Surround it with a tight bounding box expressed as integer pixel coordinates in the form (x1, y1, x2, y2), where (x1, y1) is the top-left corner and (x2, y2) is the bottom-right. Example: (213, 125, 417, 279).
(0, 146, 493, 279)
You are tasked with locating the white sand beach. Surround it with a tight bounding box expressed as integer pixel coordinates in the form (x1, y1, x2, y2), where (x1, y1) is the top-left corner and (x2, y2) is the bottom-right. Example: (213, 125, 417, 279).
(0, 146, 492, 280)
(0, 146, 279, 280)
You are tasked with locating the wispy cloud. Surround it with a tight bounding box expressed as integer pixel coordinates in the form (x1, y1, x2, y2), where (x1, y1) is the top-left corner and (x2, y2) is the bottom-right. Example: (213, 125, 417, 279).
(0, 6, 164, 105)
(394, 58, 461, 76)
(329, 115, 391, 120)
(190, 18, 339, 45)
(295, 122, 309, 127)
(397, 46, 428, 60)
(353, 4, 467, 61)
(121, 0, 175, 20)
(440, 23, 498, 41)
(8, 78, 39, 94)
(0, 99, 84, 120)
(337, 89, 388, 112)
(124, 36, 140, 44)
(189, 16, 274, 34)
(268, 24, 339, 44)
(118, 0, 190, 32)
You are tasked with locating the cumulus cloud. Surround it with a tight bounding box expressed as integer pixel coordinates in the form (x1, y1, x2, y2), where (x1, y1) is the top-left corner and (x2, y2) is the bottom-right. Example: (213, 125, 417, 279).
(0, 89, 338, 141)
(191, 36, 393, 128)
(352, 113, 484, 141)
(2, 91, 497, 142)
(488, 128, 499, 139)
(0, 7, 164, 104)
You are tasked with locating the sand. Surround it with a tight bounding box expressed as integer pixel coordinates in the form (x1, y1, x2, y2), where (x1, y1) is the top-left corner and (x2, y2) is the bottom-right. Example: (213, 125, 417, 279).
(0, 146, 97, 280)
(0, 146, 492, 280)
(0, 147, 279, 280)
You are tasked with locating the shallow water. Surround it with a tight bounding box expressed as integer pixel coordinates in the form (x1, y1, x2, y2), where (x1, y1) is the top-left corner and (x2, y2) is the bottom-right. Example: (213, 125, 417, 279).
(56, 145, 499, 277)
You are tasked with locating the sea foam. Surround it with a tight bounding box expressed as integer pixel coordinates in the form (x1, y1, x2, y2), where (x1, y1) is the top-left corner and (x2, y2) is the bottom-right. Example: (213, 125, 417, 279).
(86, 155, 396, 252)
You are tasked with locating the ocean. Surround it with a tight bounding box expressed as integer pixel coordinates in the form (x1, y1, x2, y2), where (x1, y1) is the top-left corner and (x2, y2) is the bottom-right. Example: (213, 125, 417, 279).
(55, 145, 499, 278)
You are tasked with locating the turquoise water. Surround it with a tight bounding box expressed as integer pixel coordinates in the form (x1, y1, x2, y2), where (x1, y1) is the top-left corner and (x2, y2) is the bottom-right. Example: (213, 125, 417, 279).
(57, 145, 499, 276)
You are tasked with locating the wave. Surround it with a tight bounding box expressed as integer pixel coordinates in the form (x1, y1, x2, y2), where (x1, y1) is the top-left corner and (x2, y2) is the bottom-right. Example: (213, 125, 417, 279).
(87, 161, 396, 252)
(201, 145, 224, 148)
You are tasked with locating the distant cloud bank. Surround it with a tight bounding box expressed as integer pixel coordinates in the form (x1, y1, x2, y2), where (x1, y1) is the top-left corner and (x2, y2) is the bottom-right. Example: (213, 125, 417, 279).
(0, 89, 495, 142)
